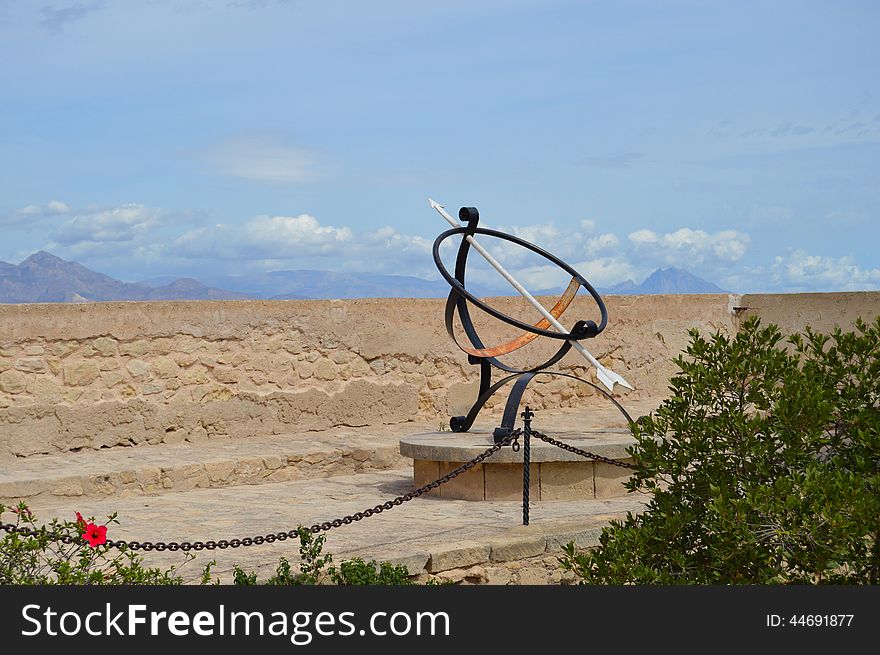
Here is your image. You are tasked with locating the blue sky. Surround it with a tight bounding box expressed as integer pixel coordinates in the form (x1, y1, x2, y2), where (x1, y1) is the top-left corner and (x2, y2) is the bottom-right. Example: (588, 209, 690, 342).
(1, 0, 878, 293)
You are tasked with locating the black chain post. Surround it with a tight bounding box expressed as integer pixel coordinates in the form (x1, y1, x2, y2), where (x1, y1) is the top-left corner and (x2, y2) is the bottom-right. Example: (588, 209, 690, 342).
(521, 406, 533, 526)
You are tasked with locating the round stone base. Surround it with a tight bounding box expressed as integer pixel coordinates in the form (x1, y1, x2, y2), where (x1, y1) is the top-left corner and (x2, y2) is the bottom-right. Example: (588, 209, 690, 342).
(399, 429, 636, 501)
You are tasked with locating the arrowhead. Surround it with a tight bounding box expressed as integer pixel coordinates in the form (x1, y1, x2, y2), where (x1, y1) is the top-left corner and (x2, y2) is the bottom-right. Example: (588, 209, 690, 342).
(428, 198, 444, 209)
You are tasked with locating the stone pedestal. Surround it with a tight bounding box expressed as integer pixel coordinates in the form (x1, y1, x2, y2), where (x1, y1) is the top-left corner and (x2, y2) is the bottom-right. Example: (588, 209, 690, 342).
(399, 428, 636, 501)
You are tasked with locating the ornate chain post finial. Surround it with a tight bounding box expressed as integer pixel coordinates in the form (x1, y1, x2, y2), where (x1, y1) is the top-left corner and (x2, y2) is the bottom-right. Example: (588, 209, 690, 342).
(521, 406, 533, 526)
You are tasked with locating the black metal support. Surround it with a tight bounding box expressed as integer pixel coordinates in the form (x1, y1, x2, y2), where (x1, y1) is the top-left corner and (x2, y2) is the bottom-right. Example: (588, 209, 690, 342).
(521, 406, 533, 526)
(434, 204, 622, 440)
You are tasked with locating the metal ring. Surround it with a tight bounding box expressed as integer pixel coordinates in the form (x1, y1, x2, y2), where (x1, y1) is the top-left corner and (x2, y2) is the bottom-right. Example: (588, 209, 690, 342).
(433, 225, 607, 340)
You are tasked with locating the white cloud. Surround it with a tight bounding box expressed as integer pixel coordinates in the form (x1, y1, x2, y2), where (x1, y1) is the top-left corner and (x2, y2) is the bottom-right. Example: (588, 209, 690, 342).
(627, 228, 657, 246)
(46, 200, 72, 214)
(571, 257, 638, 287)
(769, 249, 880, 292)
(193, 132, 324, 183)
(710, 230, 748, 261)
(512, 264, 570, 291)
(628, 227, 749, 265)
(53, 204, 162, 244)
(493, 223, 571, 264)
(365, 226, 432, 255)
(585, 233, 619, 256)
(174, 214, 352, 260)
(2, 200, 72, 226)
(499, 256, 637, 292)
(29, 197, 862, 294)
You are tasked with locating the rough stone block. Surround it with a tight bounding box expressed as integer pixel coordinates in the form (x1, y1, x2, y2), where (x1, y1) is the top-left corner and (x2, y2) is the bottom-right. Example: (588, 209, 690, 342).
(483, 566, 513, 585)
(314, 357, 336, 381)
(100, 371, 125, 388)
(262, 455, 283, 470)
(0, 370, 26, 394)
(153, 356, 180, 379)
(213, 366, 239, 384)
(349, 358, 371, 377)
(484, 463, 539, 501)
(91, 337, 118, 356)
(15, 357, 46, 373)
(413, 459, 440, 497)
(174, 353, 198, 367)
(204, 460, 236, 482)
(63, 360, 99, 386)
(187, 425, 208, 442)
(488, 535, 547, 562)
(31, 376, 63, 401)
(143, 382, 164, 395)
(385, 552, 430, 575)
(51, 480, 84, 497)
(515, 567, 550, 585)
(126, 359, 151, 379)
(545, 526, 603, 551)
(438, 461, 484, 500)
(120, 340, 150, 356)
(594, 460, 634, 499)
(427, 541, 490, 573)
(539, 461, 595, 500)
(351, 448, 371, 462)
(49, 341, 78, 358)
(182, 367, 209, 385)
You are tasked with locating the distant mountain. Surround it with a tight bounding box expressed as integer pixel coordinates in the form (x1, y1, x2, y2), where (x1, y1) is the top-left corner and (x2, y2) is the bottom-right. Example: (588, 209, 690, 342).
(0, 252, 726, 304)
(144, 278, 252, 301)
(602, 267, 726, 295)
(0, 252, 250, 303)
(210, 269, 450, 300)
(135, 275, 181, 288)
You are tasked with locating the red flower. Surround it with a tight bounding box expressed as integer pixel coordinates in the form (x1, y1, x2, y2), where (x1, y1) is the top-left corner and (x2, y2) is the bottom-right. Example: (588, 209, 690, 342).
(82, 523, 107, 548)
(75, 511, 85, 528)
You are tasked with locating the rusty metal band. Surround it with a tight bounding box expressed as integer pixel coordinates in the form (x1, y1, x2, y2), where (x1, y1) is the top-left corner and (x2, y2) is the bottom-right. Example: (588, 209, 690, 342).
(457, 277, 581, 358)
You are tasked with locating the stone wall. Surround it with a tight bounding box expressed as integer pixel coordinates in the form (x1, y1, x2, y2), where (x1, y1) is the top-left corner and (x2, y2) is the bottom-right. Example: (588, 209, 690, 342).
(0, 295, 735, 458)
(3, 291, 877, 459)
(737, 292, 880, 336)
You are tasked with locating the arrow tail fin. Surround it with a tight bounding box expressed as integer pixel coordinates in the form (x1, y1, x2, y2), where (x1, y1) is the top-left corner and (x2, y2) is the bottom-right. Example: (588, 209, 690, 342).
(597, 367, 635, 392)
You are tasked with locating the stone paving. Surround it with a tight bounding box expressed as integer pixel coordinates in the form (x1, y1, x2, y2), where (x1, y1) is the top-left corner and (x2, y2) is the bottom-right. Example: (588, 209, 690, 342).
(6, 400, 659, 583)
(21, 468, 649, 583)
(0, 424, 416, 504)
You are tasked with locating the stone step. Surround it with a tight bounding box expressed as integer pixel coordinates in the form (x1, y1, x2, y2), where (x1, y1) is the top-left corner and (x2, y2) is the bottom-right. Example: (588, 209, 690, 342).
(0, 422, 437, 505)
(0, 402, 654, 506)
(15, 468, 649, 584)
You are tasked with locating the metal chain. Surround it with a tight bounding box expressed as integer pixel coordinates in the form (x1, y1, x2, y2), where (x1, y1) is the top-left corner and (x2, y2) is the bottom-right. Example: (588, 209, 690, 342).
(531, 429, 638, 470)
(0, 431, 521, 552)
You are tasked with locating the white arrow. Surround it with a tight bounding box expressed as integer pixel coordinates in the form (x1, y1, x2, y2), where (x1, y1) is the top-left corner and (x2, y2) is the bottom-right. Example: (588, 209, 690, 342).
(430, 198, 634, 392)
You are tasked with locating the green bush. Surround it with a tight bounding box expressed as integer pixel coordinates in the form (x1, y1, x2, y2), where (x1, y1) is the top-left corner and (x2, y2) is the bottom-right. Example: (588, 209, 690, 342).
(2, 508, 414, 586)
(560, 316, 880, 584)
(217, 527, 413, 585)
(0, 503, 185, 585)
